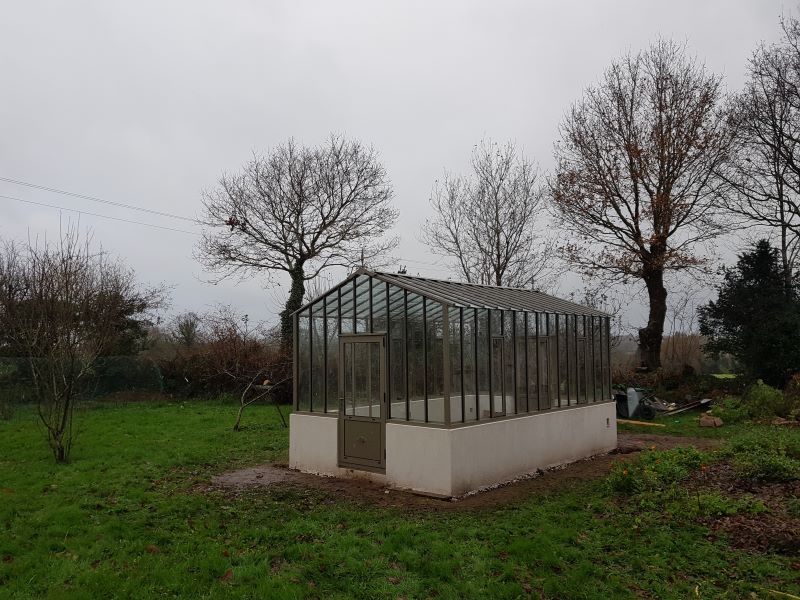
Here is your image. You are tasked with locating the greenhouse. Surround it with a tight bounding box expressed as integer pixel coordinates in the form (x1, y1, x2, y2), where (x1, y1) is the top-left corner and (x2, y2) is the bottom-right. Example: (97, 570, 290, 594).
(289, 269, 617, 497)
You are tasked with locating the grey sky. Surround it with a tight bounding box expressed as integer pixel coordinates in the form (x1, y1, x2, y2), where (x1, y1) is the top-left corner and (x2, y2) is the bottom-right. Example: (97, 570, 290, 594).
(0, 1, 790, 329)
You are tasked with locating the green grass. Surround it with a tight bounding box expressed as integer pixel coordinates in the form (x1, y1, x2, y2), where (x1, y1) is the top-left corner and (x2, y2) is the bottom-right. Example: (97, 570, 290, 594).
(618, 409, 758, 438)
(1, 400, 799, 599)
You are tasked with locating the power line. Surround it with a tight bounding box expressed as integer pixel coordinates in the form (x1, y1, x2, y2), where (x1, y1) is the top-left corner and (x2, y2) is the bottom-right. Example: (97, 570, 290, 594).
(0, 176, 196, 223)
(0, 194, 200, 236)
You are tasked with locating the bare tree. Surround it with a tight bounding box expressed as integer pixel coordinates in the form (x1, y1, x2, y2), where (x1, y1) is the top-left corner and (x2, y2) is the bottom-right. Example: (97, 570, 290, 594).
(567, 283, 626, 350)
(202, 305, 289, 430)
(662, 278, 704, 374)
(551, 40, 733, 369)
(197, 134, 398, 347)
(722, 37, 800, 288)
(0, 227, 165, 462)
(421, 139, 559, 289)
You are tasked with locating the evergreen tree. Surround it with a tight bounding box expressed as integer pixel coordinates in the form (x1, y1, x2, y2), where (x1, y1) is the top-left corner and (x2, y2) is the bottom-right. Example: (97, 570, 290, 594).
(699, 240, 800, 386)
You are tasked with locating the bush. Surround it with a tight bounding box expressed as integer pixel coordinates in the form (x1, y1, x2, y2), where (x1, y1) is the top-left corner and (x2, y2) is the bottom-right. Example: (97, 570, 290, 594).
(710, 396, 751, 424)
(744, 380, 797, 420)
(781, 374, 800, 419)
(607, 447, 706, 496)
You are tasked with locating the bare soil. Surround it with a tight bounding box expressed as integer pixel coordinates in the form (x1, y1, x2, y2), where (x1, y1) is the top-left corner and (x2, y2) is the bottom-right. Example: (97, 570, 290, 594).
(687, 462, 800, 555)
(205, 433, 721, 512)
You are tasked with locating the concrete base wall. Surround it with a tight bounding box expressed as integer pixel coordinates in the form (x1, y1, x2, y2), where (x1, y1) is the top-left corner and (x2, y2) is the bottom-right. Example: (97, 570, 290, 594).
(289, 402, 617, 497)
(288, 413, 388, 485)
(449, 402, 617, 495)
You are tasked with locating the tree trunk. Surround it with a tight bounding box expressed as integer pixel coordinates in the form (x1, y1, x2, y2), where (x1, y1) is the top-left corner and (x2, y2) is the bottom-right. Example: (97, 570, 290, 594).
(233, 403, 245, 431)
(638, 267, 667, 370)
(279, 263, 305, 349)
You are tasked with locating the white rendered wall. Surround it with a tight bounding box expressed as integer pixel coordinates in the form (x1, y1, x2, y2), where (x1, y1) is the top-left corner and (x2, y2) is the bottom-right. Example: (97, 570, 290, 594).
(288, 413, 387, 484)
(289, 402, 617, 497)
(385, 423, 452, 496)
(448, 402, 617, 496)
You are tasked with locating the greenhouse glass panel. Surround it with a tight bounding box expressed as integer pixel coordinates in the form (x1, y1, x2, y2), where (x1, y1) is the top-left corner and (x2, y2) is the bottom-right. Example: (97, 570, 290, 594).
(449, 307, 463, 423)
(354, 275, 371, 333)
(476, 308, 490, 418)
(325, 295, 339, 413)
(297, 309, 311, 411)
(407, 292, 426, 422)
(310, 301, 325, 412)
(388, 284, 407, 420)
(515, 312, 527, 413)
(462, 308, 477, 421)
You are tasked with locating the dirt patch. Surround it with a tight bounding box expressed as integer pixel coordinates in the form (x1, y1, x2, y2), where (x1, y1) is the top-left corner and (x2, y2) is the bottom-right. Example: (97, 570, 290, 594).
(210, 465, 301, 489)
(203, 433, 720, 512)
(709, 512, 800, 555)
(687, 462, 800, 555)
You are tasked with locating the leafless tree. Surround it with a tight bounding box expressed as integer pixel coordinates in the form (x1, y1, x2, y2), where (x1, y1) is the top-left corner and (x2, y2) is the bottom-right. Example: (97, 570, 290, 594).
(0, 227, 165, 462)
(551, 40, 733, 369)
(202, 305, 289, 430)
(567, 283, 626, 350)
(303, 272, 336, 304)
(722, 37, 800, 288)
(662, 278, 704, 374)
(421, 139, 559, 289)
(197, 134, 398, 347)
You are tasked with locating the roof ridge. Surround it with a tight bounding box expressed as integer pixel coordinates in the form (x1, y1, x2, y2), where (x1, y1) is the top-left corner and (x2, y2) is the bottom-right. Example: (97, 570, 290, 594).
(293, 268, 609, 317)
(374, 270, 540, 293)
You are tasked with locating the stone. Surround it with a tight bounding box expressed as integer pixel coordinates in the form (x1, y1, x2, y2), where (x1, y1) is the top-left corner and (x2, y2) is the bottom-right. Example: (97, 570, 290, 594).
(699, 414, 723, 428)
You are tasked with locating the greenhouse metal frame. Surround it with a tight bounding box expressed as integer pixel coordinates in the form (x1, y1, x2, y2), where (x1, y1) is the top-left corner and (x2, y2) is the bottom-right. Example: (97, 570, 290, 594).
(292, 269, 613, 481)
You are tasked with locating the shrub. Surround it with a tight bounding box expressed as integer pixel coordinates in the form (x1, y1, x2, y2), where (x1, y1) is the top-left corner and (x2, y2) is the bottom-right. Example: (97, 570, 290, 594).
(743, 380, 798, 420)
(782, 374, 800, 419)
(607, 447, 706, 496)
(710, 396, 750, 424)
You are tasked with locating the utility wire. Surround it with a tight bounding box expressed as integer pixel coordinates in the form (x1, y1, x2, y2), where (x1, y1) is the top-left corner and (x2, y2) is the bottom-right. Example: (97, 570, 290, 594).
(0, 194, 200, 236)
(0, 176, 196, 223)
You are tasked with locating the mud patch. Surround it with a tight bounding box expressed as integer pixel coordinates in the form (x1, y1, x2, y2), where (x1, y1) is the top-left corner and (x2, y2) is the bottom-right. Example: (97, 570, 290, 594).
(202, 433, 719, 512)
(210, 465, 304, 489)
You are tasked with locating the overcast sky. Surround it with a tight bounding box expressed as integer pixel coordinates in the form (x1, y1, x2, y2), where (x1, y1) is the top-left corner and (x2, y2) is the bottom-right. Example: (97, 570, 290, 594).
(0, 1, 791, 330)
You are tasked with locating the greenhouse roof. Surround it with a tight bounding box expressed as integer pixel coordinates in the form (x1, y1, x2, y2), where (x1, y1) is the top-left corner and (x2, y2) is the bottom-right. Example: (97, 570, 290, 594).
(297, 268, 609, 317)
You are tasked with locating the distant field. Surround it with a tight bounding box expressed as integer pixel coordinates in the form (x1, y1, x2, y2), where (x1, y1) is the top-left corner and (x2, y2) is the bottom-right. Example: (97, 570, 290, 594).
(1, 400, 798, 599)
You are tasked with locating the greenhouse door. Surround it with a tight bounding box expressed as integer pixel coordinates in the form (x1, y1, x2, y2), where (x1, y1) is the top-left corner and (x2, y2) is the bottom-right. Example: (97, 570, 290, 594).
(338, 334, 386, 472)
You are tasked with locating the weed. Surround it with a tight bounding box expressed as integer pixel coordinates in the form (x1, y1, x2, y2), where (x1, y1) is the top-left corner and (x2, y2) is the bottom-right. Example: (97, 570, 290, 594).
(607, 446, 705, 496)
(733, 453, 800, 482)
(694, 492, 768, 518)
(724, 429, 800, 482)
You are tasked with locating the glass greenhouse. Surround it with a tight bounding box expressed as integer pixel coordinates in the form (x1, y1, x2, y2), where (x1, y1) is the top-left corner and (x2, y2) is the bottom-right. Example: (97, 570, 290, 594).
(292, 269, 613, 480)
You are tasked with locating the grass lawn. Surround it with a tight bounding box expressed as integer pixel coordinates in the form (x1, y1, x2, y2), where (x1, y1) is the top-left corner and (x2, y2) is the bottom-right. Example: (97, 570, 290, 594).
(1, 400, 798, 599)
(617, 411, 741, 438)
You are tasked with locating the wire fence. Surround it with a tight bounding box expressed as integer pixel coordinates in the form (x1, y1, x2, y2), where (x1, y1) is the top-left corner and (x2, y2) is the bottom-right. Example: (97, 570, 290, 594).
(0, 356, 165, 410)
